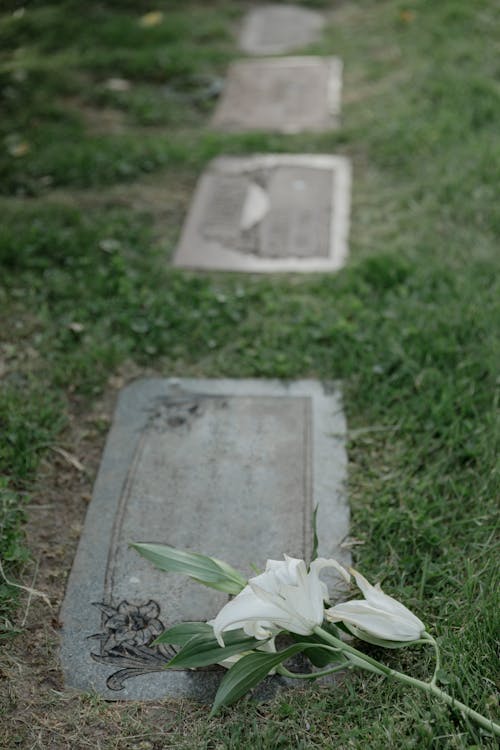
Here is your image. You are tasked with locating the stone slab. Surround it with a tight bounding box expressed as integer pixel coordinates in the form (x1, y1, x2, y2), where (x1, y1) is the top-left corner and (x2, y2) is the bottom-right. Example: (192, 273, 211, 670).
(211, 57, 342, 133)
(239, 5, 325, 55)
(173, 154, 351, 273)
(60, 378, 349, 701)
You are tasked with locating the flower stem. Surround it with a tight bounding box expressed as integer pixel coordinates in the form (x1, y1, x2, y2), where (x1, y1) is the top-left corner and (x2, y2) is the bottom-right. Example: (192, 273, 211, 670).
(421, 632, 441, 687)
(277, 662, 350, 680)
(313, 626, 499, 737)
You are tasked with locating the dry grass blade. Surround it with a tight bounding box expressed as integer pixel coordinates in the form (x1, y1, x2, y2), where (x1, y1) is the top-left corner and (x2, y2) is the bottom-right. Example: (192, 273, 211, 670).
(50, 446, 85, 472)
(0, 557, 52, 608)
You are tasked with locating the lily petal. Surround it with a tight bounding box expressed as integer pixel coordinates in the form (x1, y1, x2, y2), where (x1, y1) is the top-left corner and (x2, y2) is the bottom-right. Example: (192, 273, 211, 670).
(211, 589, 292, 646)
(249, 581, 313, 635)
(350, 569, 425, 633)
(326, 600, 424, 641)
(325, 568, 425, 643)
(311, 558, 351, 584)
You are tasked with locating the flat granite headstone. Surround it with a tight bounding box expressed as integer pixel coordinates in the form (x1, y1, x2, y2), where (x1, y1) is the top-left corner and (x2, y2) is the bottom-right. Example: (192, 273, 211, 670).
(173, 154, 351, 273)
(239, 5, 325, 55)
(212, 57, 342, 133)
(60, 378, 349, 701)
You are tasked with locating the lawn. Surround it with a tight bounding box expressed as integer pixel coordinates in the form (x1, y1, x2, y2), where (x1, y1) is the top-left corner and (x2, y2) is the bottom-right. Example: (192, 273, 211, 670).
(0, 0, 499, 747)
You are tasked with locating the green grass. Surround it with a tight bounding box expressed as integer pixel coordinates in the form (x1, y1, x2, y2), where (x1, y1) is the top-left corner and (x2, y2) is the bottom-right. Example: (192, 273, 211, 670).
(0, 381, 63, 622)
(0, 0, 499, 746)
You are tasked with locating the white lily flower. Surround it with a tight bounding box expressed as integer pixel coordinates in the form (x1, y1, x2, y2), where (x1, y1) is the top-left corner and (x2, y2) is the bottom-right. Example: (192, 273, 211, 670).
(211, 555, 349, 646)
(325, 568, 425, 642)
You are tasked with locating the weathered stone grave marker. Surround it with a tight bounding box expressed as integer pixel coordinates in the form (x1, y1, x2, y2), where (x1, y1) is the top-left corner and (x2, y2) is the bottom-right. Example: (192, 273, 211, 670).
(173, 154, 351, 273)
(239, 4, 325, 55)
(60, 378, 349, 700)
(212, 57, 342, 133)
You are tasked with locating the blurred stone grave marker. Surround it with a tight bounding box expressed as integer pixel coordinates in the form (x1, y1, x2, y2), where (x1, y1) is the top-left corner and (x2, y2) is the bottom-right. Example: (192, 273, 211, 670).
(212, 57, 342, 133)
(60, 378, 349, 700)
(173, 154, 351, 273)
(239, 4, 325, 55)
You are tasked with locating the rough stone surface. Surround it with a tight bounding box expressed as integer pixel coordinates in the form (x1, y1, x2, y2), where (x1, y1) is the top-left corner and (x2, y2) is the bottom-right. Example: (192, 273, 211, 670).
(239, 5, 325, 55)
(173, 155, 351, 273)
(212, 57, 342, 133)
(60, 379, 349, 700)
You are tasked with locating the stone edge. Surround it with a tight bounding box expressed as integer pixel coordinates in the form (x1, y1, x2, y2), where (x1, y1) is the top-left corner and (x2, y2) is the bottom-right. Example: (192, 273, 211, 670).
(173, 154, 351, 273)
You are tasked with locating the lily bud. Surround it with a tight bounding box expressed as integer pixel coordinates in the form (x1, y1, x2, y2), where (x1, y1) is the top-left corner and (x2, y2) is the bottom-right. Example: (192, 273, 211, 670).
(325, 569, 425, 643)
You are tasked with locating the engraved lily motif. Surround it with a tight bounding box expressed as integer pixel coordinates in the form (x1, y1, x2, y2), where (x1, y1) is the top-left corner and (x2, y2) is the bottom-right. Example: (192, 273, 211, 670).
(97, 600, 164, 650)
(89, 599, 175, 690)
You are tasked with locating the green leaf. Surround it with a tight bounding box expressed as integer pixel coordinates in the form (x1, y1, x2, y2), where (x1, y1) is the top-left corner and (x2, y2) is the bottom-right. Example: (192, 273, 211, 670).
(166, 629, 264, 670)
(436, 669, 451, 686)
(153, 621, 213, 646)
(131, 542, 247, 595)
(291, 632, 344, 667)
(210, 642, 326, 716)
(311, 504, 319, 563)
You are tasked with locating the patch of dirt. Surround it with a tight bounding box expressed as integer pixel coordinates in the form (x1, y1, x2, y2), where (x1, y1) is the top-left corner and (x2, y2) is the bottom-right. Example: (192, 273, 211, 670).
(343, 67, 409, 105)
(0, 363, 197, 749)
(69, 100, 130, 136)
(88, 175, 195, 240)
(0, 340, 40, 383)
(3, 171, 196, 245)
(62, 95, 167, 138)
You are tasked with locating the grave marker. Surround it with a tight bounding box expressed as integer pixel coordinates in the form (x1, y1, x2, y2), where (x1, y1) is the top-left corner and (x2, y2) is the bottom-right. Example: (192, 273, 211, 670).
(212, 57, 342, 134)
(60, 378, 349, 700)
(239, 4, 325, 55)
(173, 155, 351, 273)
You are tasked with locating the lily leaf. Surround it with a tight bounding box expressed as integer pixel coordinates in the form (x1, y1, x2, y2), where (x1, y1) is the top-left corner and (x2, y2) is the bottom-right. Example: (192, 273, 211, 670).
(153, 621, 213, 647)
(131, 542, 247, 595)
(166, 629, 264, 670)
(311, 504, 319, 564)
(210, 642, 329, 716)
(291, 632, 344, 667)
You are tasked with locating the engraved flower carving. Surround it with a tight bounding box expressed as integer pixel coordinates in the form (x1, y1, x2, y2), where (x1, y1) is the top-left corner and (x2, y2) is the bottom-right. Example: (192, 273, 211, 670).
(97, 600, 164, 651)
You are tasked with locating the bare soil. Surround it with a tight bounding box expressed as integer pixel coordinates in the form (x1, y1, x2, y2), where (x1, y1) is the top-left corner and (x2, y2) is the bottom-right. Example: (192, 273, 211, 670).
(0, 366, 199, 750)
